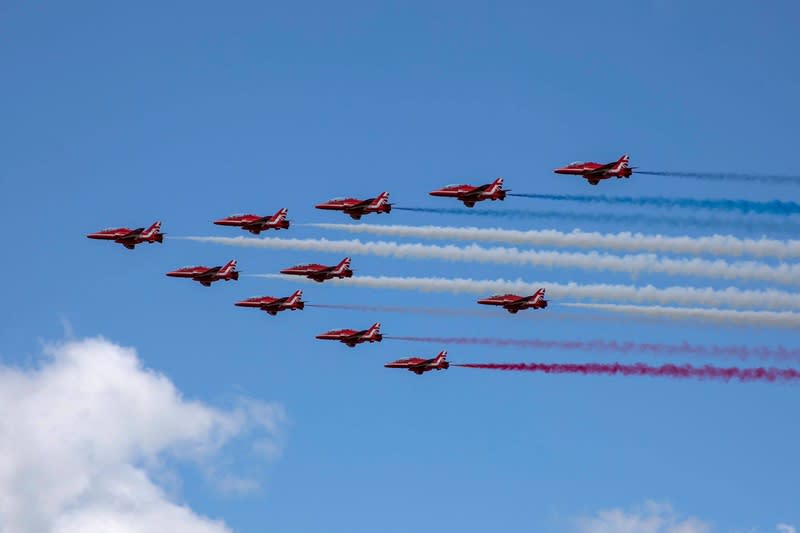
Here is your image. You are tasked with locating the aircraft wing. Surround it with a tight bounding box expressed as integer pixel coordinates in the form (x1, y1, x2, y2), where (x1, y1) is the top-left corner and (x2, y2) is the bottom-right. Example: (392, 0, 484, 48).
(260, 297, 285, 309)
(194, 267, 221, 280)
(503, 297, 529, 309)
(458, 184, 489, 199)
(116, 228, 145, 241)
(584, 162, 616, 176)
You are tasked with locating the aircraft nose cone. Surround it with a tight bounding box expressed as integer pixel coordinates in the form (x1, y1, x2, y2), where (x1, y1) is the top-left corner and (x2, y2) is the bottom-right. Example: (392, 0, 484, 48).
(213, 219, 227, 225)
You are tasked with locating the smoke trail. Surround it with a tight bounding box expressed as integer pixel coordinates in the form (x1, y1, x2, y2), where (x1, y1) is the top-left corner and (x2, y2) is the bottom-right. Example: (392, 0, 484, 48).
(308, 223, 800, 259)
(385, 336, 800, 362)
(393, 206, 800, 235)
(563, 303, 800, 328)
(307, 304, 654, 325)
(637, 170, 800, 186)
(182, 236, 800, 286)
(255, 274, 800, 311)
(307, 303, 500, 319)
(454, 361, 800, 383)
(509, 193, 800, 216)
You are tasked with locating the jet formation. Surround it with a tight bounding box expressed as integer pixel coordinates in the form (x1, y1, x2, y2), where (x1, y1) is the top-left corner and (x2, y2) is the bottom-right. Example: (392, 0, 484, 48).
(88, 153, 645, 374)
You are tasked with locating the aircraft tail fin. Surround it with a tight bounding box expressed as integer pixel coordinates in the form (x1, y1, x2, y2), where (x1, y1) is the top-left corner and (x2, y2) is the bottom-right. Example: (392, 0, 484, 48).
(334, 257, 351, 274)
(490, 178, 504, 193)
(220, 259, 238, 276)
(616, 154, 630, 172)
(435, 350, 447, 364)
(272, 208, 288, 223)
(371, 192, 390, 208)
(533, 288, 546, 302)
(368, 322, 381, 337)
(287, 290, 303, 305)
(142, 221, 161, 239)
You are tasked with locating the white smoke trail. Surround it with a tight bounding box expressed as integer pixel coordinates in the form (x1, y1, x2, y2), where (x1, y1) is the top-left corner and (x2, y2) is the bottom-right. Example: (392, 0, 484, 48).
(306, 222, 800, 260)
(563, 303, 800, 328)
(253, 274, 800, 311)
(183, 235, 800, 286)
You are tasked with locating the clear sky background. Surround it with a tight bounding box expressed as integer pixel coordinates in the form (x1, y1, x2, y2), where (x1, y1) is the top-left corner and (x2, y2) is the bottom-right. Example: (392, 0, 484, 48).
(1, 1, 798, 532)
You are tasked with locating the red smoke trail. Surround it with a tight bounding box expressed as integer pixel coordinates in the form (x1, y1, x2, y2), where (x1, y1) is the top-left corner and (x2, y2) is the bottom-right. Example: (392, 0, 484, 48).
(454, 362, 800, 383)
(385, 336, 800, 362)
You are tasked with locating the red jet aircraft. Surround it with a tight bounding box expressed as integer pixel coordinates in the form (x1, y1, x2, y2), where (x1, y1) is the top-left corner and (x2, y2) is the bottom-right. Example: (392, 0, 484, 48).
(234, 290, 304, 315)
(213, 208, 289, 234)
(384, 351, 449, 375)
(316, 322, 382, 347)
(429, 178, 507, 208)
(315, 192, 391, 220)
(280, 257, 352, 283)
(553, 154, 633, 185)
(166, 260, 239, 287)
(87, 221, 163, 249)
(477, 288, 548, 314)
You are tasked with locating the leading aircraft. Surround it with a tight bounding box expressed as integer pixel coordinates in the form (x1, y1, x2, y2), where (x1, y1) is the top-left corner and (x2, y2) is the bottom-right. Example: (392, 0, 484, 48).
(213, 208, 290, 234)
(280, 257, 352, 282)
(234, 290, 304, 315)
(86, 221, 163, 249)
(429, 178, 507, 207)
(477, 288, 548, 314)
(553, 154, 632, 185)
(384, 351, 449, 375)
(316, 322, 382, 347)
(166, 259, 239, 286)
(315, 192, 391, 220)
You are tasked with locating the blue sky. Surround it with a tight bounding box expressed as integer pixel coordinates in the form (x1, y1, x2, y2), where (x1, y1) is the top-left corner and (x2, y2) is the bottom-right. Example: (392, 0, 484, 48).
(1, 1, 798, 532)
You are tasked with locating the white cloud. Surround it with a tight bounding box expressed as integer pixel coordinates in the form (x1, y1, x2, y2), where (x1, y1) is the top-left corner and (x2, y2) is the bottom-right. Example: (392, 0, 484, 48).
(574, 501, 712, 533)
(0, 337, 285, 533)
(777, 525, 797, 533)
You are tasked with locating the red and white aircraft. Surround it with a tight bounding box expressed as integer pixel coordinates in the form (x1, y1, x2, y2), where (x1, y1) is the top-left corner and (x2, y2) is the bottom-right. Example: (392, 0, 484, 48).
(280, 257, 352, 283)
(477, 288, 548, 314)
(384, 351, 449, 375)
(429, 178, 507, 207)
(166, 260, 239, 287)
(213, 208, 289, 234)
(87, 221, 163, 249)
(234, 290, 304, 315)
(315, 192, 391, 220)
(316, 322, 382, 347)
(553, 154, 633, 185)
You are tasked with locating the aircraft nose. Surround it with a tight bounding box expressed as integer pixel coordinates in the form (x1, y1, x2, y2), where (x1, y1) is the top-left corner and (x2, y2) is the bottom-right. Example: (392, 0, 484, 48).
(212, 219, 228, 225)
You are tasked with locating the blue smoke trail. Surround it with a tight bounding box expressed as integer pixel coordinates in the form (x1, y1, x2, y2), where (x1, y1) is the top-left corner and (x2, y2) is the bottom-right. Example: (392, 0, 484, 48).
(393, 206, 800, 235)
(508, 193, 800, 215)
(637, 170, 800, 186)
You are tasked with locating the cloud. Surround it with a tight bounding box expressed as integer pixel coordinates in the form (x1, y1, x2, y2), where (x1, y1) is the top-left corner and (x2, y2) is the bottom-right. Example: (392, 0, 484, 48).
(574, 501, 712, 533)
(0, 337, 285, 533)
(777, 525, 797, 533)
